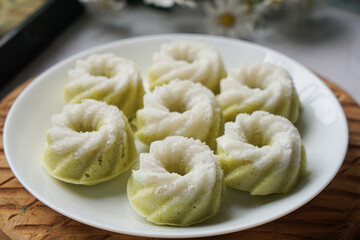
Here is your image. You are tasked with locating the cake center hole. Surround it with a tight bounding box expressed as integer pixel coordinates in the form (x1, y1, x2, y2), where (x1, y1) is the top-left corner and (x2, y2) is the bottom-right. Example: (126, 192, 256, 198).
(244, 77, 266, 90)
(163, 161, 190, 176)
(173, 53, 194, 64)
(70, 121, 102, 133)
(166, 101, 187, 113)
(90, 67, 115, 78)
(247, 130, 269, 148)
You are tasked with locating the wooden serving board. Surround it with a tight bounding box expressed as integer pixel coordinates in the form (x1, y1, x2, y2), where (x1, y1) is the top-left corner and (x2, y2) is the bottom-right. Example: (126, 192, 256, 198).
(0, 76, 359, 240)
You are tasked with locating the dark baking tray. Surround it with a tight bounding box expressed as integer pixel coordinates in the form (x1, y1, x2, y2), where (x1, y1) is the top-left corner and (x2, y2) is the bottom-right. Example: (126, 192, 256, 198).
(0, 0, 84, 88)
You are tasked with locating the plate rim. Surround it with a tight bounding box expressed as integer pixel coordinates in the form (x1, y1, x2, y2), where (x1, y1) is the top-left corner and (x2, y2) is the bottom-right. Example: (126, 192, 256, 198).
(3, 33, 349, 238)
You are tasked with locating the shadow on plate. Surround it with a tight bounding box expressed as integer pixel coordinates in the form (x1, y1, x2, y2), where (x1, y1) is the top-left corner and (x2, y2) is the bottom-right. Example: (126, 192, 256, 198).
(57, 169, 132, 199)
(197, 168, 311, 227)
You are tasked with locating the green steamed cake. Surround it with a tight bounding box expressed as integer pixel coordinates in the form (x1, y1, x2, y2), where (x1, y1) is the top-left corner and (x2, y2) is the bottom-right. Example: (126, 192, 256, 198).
(216, 63, 300, 123)
(134, 79, 223, 150)
(147, 40, 226, 93)
(41, 99, 137, 185)
(216, 111, 306, 195)
(127, 136, 225, 226)
(62, 53, 144, 119)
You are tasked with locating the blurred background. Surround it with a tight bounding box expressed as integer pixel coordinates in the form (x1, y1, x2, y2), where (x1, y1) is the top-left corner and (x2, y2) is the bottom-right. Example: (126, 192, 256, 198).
(0, 0, 359, 103)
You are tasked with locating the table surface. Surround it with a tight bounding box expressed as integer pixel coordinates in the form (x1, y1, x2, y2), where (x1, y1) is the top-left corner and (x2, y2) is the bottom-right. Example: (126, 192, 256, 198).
(0, 1, 359, 103)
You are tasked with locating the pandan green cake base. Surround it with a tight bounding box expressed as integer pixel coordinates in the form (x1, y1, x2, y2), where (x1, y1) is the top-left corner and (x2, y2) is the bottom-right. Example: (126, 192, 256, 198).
(218, 145, 306, 195)
(127, 174, 224, 226)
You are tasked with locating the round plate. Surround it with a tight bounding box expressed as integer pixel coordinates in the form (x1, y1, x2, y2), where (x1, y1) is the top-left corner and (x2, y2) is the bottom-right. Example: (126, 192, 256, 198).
(3, 34, 348, 238)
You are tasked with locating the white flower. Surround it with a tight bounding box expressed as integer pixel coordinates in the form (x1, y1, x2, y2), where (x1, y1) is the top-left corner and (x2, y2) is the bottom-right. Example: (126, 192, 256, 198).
(203, 0, 254, 39)
(143, 0, 197, 8)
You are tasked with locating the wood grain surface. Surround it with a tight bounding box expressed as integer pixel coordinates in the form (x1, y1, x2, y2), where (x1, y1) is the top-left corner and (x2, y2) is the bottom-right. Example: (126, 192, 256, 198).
(0, 76, 359, 240)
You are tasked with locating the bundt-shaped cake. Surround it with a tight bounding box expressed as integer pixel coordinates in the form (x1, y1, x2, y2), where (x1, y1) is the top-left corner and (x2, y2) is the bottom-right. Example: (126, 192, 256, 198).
(147, 40, 226, 93)
(63, 53, 144, 119)
(41, 99, 137, 185)
(134, 79, 223, 150)
(127, 136, 225, 226)
(216, 111, 306, 195)
(216, 63, 300, 123)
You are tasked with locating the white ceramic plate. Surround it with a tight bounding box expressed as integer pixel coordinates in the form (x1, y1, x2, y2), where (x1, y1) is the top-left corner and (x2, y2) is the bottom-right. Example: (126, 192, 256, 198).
(3, 34, 348, 238)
